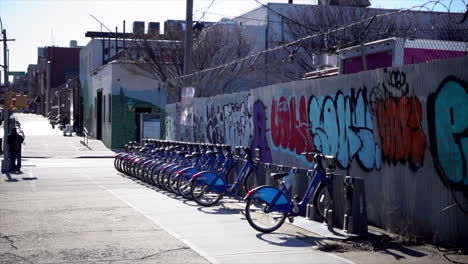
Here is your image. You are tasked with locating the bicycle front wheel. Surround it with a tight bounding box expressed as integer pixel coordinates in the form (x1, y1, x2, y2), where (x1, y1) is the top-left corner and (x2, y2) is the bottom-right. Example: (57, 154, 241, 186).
(243, 169, 259, 195)
(177, 175, 193, 199)
(312, 183, 333, 222)
(245, 198, 286, 233)
(190, 180, 223, 206)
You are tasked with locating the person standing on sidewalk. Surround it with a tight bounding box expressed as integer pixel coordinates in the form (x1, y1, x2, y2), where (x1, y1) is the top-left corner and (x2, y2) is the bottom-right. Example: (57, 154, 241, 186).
(7, 127, 24, 173)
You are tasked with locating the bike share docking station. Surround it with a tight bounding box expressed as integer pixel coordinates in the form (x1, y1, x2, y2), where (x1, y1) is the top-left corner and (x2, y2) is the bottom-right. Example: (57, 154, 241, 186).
(305, 172, 368, 237)
(259, 156, 368, 238)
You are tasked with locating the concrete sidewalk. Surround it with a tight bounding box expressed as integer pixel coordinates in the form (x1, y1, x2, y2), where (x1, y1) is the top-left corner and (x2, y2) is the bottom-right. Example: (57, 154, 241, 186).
(6, 113, 116, 158)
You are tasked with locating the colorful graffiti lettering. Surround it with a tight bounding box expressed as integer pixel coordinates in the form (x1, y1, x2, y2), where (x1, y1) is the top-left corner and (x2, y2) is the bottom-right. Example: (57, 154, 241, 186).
(309, 89, 382, 170)
(376, 97, 426, 169)
(252, 100, 272, 163)
(271, 96, 314, 159)
(428, 77, 468, 187)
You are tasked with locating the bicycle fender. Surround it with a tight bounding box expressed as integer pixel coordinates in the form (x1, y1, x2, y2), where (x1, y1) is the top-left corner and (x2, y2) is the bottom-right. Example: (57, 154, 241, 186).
(177, 167, 200, 179)
(168, 165, 186, 174)
(192, 171, 225, 187)
(162, 164, 177, 173)
(244, 186, 289, 205)
(142, 160, 153, 166)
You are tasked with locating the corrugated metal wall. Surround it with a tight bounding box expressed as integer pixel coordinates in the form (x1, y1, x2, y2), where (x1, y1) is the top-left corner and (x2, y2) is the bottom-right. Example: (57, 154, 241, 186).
(165, 56, 468, 246)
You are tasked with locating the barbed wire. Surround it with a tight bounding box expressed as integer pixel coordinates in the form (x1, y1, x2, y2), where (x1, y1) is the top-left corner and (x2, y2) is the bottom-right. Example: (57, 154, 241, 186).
(168, 0, 466, 83)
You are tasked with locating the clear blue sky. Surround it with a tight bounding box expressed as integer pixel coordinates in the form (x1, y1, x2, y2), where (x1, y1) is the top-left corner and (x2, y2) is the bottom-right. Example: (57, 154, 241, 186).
(0, 0, 466, 79)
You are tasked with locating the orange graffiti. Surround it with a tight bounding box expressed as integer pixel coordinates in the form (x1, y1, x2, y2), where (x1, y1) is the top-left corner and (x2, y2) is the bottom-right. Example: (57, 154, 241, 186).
(376, 97, 426, 169)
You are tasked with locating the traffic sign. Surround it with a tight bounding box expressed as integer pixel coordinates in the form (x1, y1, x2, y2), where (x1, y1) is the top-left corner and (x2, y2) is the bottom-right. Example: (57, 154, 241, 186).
(8, 71, 26, 76)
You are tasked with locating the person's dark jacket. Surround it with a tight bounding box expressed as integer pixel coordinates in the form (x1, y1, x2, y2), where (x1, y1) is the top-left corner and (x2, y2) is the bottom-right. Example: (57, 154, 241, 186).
(7, 128, 24, 153)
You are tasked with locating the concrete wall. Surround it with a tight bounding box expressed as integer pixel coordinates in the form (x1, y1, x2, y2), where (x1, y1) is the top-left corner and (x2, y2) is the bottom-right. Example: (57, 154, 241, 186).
(80, 40, 105, 133)
(165, 56, 468, 246)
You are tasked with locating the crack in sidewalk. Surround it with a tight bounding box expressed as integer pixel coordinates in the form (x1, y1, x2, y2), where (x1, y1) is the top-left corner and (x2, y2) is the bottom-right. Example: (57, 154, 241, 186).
(0, 233, 18, 250)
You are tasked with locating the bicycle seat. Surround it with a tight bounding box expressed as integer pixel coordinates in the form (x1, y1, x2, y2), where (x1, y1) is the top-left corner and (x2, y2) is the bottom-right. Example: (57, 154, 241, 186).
(206, 151, 216, 157)
(191, 153, 202, 158)
(241, 146, 251, 151)
(167, 146, 179, 151)
(271, 172, 289, 180)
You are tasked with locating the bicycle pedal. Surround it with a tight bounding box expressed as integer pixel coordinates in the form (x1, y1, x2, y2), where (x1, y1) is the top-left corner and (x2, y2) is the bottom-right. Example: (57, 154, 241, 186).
(288, 216, 294, 223)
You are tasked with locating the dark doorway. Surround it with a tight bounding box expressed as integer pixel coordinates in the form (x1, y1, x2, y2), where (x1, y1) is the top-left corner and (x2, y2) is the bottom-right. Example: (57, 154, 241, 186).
(135, 107, 152, 143)
(96, 90, 103, 140)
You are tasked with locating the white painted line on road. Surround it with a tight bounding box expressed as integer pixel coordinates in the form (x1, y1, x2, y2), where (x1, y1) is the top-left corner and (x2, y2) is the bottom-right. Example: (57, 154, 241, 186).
(86, 174, 218, 264)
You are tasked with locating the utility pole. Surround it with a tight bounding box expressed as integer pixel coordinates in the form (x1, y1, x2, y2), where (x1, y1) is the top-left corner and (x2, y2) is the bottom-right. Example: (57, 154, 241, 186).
(183, 0, 193, 77)
(1, 29, 10, 173)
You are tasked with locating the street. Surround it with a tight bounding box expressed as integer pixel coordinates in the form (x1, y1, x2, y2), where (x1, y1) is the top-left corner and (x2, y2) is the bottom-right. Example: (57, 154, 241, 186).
(0, 114, 465, 264)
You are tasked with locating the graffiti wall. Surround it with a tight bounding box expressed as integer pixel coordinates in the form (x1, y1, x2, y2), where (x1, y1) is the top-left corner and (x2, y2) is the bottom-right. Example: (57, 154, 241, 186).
(165, 56, 468, 246)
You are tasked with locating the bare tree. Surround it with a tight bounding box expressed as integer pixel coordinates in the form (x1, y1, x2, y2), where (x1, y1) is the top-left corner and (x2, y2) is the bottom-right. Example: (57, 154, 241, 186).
(120, 30, 184, 103)
(275, 5, 415, 75)
(190, 23, 255, 97)
(278, 2, 468, 75)
(121, 22, 256, 101)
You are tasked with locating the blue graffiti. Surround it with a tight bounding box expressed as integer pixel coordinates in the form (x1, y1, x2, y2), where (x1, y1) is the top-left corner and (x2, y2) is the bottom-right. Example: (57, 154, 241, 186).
(309, 89, 382, 170)
(429, 78, 468, 187)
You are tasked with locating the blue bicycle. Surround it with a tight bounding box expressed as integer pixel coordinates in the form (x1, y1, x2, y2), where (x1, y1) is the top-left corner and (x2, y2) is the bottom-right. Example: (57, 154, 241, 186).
(244, 152, 335, 233)
(189, 146, 260, 207)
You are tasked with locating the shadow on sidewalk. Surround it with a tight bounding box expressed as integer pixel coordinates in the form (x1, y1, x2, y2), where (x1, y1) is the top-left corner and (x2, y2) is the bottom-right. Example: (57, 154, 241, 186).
(21, 177, 37, 181)
(3, 172, 37, 182)
(256, 232, 320, 248)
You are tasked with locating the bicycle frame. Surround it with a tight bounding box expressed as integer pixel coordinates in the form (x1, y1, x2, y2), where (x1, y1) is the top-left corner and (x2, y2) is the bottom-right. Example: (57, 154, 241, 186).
(244, 165, 332, 217)
(191, 157, 257, 194)
(227, 158, 257, 193)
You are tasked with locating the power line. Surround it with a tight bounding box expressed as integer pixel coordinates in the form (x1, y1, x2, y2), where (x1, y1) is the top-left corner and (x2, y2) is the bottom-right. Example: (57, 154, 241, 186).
(90, 14, 113, 33)
(196, 0, 217, 23)
(168, 0, 463, 83)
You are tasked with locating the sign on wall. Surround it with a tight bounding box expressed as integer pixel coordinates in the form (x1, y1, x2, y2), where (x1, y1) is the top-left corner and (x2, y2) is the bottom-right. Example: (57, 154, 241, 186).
(181, 86, 195, 126)
(141, 113, 161, 139)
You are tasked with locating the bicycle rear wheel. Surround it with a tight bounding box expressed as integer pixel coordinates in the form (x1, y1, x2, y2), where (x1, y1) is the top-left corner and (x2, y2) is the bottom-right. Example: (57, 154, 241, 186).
(190, 180, 223, 206)
(167, 171, 181, 194)
(312, 183, 333, 222)
(245, 198, 286, 233)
